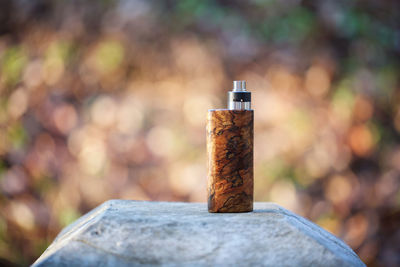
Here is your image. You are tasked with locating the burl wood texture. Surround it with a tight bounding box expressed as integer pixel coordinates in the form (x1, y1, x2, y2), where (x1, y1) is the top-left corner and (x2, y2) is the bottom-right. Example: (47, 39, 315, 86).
(207, 109, 253, 213)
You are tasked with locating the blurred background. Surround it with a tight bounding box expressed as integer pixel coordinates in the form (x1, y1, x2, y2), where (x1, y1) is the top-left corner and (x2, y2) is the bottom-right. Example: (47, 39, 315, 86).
(0, 0, 399, 266)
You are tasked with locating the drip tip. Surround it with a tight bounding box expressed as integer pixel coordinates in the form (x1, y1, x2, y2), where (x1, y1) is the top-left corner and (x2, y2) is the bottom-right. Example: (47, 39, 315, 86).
(233, 81, 247, 91)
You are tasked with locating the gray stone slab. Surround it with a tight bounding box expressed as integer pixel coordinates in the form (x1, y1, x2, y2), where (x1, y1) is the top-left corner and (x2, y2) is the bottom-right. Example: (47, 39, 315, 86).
(33, 200, 365, 266)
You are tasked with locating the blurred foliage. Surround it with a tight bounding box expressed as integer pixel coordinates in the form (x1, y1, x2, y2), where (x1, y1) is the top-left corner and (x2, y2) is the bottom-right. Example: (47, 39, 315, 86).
(0, 0, 399, 266)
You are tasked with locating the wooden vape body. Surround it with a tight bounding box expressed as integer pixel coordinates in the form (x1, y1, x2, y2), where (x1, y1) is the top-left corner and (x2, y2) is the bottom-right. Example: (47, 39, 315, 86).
(207, 109, 254, 213)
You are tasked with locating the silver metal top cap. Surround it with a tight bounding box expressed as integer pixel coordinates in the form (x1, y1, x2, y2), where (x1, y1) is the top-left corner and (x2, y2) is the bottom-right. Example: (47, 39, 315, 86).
(233, 80, 246, 91)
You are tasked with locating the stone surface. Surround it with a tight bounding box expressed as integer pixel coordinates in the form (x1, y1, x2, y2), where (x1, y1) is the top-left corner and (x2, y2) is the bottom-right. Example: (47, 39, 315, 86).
(33, 200, 365, 267)
(207, 110, 254, 212)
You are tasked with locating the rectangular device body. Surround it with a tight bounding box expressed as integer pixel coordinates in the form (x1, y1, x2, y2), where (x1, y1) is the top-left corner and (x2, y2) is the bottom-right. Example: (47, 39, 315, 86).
(207, 109, 254, 212)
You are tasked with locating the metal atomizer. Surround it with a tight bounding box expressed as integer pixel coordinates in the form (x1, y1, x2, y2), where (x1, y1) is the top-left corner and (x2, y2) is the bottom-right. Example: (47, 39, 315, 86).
(207, 81, 254, 213)
(228, 81, 251, 110)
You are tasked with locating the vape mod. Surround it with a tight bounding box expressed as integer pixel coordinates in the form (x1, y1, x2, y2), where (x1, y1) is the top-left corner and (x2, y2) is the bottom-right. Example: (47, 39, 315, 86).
(207, 81, 254, 213)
